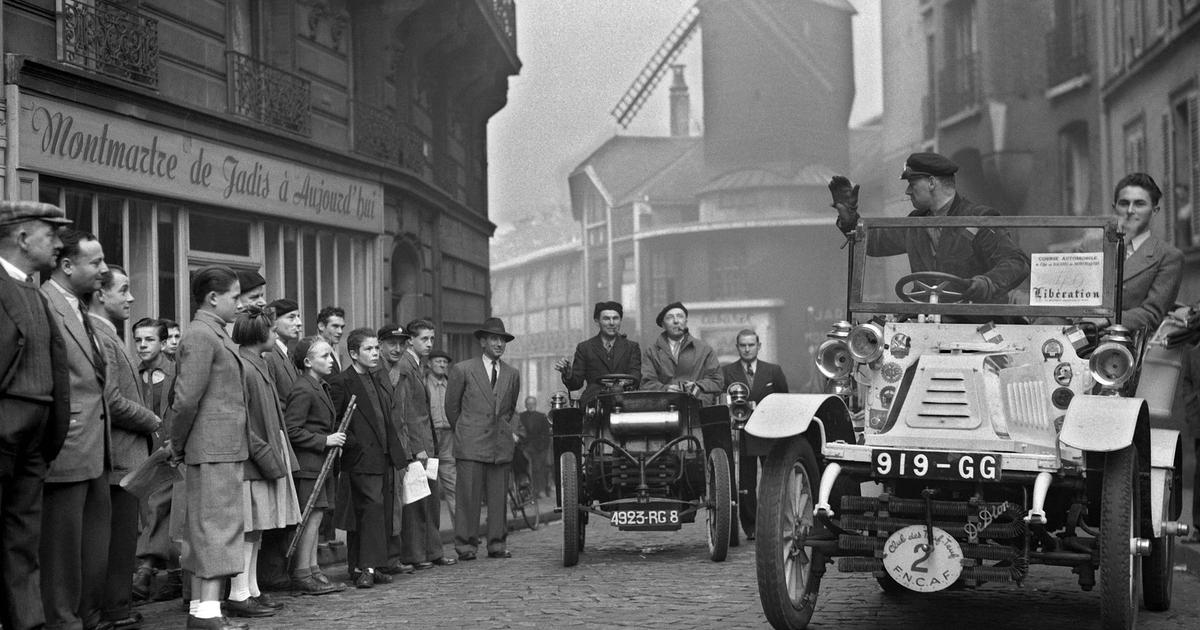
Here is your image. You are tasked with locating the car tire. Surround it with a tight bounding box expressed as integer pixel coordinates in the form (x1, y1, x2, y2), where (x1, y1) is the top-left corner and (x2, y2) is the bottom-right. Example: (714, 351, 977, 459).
(707, 448, 732, 562)
(561, 451, 581, 567)
(756, 437, 823, 630)
(1100, 445, 1141, 630)
(1142, 466, 1175, 611)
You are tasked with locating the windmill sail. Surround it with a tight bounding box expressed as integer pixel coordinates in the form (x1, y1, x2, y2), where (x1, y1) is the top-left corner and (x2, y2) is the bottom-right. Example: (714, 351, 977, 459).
(610, 3, 699, 128)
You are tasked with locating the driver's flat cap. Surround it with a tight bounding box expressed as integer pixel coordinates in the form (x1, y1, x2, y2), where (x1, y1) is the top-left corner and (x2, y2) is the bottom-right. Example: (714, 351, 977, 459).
(0, 201, 72, 227)
(900, 152, 958, 180)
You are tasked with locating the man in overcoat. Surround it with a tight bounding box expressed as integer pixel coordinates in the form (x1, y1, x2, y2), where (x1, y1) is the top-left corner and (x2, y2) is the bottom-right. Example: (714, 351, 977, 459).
(446, 318, 521, 560)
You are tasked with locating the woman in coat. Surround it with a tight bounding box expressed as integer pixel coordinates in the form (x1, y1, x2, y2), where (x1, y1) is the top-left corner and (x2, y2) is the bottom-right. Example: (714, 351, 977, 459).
(226, 309, 301, 616)
(284, 336, 345, 595)
(164, 265, 248, 628)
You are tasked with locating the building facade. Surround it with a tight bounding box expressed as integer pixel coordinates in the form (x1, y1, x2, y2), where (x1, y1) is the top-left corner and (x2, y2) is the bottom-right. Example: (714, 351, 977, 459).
(2, 0, 519, 359)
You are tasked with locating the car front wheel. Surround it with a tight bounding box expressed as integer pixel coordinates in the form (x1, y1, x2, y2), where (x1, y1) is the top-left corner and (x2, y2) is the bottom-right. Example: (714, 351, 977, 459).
(1099, 445, 1141, 630)
(756, 437, 823, 630)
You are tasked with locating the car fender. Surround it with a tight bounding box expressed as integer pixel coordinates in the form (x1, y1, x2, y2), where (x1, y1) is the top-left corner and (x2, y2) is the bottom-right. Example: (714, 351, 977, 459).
(744, 394, 855, 451)
(1059, 395, 1148, 453)
(1149, 428, 1183, 536)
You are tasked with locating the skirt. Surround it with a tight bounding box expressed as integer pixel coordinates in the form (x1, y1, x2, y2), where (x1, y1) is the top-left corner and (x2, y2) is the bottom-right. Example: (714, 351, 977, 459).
(243, 433, 302, 532)
(182, 462, 244, 579)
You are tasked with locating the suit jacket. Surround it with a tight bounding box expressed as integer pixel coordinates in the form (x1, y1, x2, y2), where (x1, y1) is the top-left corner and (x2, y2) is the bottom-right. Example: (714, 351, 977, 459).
(263, 341, 300, 403)
(139, 355, 175, 451)
(90, 314, 159, 484)
(641, 332, 723, 405)
(1119, 234, 1183, 334)
(0, 273, 70, 461)
(396, 351, 436, 454)
(445, 356, 520, 464)
(240, 347, 299, 480)
(721, 359, 789, 405)
(561, 334, 641, 402)
(284, 372, 337, 478)
(375, 365, 415, 462)
(165, 309, 248, 465)
(42, 280, 110, 482)
(329, 368, 406, 474)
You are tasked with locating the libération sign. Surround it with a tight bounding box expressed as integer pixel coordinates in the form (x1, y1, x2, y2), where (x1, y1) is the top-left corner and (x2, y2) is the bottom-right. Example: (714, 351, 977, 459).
(18, 95, 384, 232)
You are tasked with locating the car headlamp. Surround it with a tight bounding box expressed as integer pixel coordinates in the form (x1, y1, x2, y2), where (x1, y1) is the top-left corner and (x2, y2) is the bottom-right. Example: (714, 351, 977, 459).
(726, 382, 752, 424)
(846, 321, 885, 364)
(1088, 342, 1135, 389)
(815, 339, 853, 379)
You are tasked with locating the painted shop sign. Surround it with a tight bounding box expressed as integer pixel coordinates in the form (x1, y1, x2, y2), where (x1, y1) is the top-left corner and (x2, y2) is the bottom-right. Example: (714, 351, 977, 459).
(18, 95, 384, 232)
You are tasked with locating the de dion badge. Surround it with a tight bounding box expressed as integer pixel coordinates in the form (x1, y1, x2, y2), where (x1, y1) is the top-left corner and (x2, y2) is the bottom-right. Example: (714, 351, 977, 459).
(881, 525, 963, 592)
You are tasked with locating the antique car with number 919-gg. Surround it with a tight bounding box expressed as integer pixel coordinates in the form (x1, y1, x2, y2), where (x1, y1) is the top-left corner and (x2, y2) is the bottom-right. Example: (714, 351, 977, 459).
(549, 374, 735, 567)
(746, 216, 1188, 630)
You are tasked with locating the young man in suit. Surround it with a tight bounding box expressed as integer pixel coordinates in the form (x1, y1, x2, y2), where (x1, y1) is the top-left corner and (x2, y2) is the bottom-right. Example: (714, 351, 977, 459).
(89, 266, 160, 629)
(396, 319, 455, 569)
(328, 329, 410, 588)
(40, 228, 113, 630)
(0, 201, 71, 630)
(446, 318, 521, 560)
(1109, 173, 1183, 335)
(555, 301, 640, 403)
(721, 329, 789, 540)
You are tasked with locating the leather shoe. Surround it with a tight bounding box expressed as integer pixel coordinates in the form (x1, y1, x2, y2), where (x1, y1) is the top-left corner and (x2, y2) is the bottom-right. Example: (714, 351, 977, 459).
(380, 562, 415, 574)
(186, 616, 248, 630)
(131, 566, 153, 601)
(413, 561, 434, 570)
(432, 556, 457, 566)
(110, 611, 145, 628)
(354, 571, 374, 589)
(224, 597, 276, 618)
(371, 571, 393, 584)
(457, 551, 477, 561)
(487, 550, 512, 559)
(291, 575, 337, 596)
(310, 567, 346, 592)
(251, 593, 284, 610)
(257, 576, 292, 592)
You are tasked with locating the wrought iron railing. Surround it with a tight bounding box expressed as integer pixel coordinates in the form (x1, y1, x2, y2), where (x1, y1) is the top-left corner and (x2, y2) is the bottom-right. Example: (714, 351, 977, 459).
(1046, 22, 1090, 87)
(352, 100, 401, 162)
(938, 52, 980, 118)
(400, 127, 431, 177)
(436, 157, 465, 203)
(483, 0, 517, 50)
(58, 0, 159, 89)
(226, 51, 311, 136)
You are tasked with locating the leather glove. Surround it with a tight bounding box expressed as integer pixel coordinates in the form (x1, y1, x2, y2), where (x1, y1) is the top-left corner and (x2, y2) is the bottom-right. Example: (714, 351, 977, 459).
(962, 276, 991, 302)
(828, 176, 860, 233)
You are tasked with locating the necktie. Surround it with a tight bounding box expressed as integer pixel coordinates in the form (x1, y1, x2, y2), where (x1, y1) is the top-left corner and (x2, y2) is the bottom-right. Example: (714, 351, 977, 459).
(80, 305, 107, 377)
(1125, 239, 1134, 259)
(745, 362, 755, 389)
(490, 360, 498, 388)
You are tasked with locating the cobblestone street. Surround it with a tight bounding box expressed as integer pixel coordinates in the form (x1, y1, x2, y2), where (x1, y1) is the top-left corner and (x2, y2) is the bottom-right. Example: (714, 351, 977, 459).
(135, 515, 1200, 629)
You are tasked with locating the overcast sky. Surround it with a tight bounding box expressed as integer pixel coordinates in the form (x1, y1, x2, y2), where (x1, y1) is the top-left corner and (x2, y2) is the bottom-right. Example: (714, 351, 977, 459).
(486, 0, 882, 229)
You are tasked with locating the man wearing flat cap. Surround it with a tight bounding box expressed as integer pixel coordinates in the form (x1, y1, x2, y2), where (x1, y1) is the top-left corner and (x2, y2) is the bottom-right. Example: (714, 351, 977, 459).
(555, 301, 641, 403)
(641, 302, 723, 405)
(445, 317, 521, 560)
(829, 151, 1029, 304)
(425, 348, 457, 529)
(0, 200, 72, 630)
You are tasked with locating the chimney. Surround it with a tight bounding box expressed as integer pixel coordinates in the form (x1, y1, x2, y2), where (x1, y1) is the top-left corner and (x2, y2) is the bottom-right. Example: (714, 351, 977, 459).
(669, 64, 690, 137)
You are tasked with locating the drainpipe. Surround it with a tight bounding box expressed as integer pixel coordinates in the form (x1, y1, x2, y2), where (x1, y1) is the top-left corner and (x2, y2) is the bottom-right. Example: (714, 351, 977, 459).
(5, 78, 18, 200)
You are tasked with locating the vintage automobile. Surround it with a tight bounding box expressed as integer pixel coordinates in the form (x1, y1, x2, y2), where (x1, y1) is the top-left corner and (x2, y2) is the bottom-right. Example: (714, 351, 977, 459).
(747, 216, 1189, 630)
(550, 374, 735, 567)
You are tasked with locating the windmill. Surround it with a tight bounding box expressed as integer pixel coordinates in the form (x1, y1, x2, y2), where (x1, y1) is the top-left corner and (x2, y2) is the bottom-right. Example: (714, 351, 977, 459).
(609, 3, 699, 129)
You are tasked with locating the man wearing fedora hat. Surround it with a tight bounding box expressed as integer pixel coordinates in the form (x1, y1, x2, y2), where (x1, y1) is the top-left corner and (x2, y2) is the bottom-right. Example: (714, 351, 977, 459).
(0, 200, 72, 630)
(829, 151, 1029, 304)
(445, 317, 521, 560)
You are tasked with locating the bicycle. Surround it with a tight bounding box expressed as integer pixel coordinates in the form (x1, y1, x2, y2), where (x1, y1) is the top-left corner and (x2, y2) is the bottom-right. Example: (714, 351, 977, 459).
(508, 443, 541, 530)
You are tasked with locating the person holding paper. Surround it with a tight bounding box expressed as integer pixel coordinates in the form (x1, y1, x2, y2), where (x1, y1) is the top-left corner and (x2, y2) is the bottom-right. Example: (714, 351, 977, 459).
(396, 318, 455, 569)
(328, 328, 412, 588)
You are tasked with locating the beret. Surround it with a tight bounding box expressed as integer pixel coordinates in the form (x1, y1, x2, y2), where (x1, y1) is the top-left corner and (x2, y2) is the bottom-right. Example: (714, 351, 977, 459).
(593, 301, 623, 320)
(430, 349, 453, 362)
(655, 301, 688, 328)
(900, 152, 959, 180)
(266, 298, 298, 317)
(236, 270, 266, 292)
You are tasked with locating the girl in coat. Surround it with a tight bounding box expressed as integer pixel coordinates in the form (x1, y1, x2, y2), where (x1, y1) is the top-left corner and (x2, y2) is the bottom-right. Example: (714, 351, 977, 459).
(284, 336, 346, 595)
(227, 309, 302, 616)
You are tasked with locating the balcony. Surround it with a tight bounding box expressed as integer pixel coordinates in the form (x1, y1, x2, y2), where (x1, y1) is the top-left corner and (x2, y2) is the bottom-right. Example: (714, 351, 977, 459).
(57, 0, 159, 89)
(938, 52, 980, 119)
(352, 101, 401, 162)
(1045, 23, 1090, 88)
(226, 51, 311, 136)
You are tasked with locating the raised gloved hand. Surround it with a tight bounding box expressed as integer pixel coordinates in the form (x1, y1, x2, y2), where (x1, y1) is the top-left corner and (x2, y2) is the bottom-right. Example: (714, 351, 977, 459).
(962, 276, 992, 302)
(828, 176, 860, 233)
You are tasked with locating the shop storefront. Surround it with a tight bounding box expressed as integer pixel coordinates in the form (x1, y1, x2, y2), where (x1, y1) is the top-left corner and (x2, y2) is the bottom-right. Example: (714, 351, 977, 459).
(14, 92, 384, 330)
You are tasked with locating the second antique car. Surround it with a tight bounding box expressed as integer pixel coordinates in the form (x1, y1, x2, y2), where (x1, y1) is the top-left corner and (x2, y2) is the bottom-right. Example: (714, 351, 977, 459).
(747, 216, 1188, 630)
(550, 374, 735, 567)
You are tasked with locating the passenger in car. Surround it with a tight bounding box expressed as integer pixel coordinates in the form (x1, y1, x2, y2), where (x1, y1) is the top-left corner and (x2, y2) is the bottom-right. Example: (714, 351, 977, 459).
(830, 152, 1030, 304)
(640, 302, 723, 405)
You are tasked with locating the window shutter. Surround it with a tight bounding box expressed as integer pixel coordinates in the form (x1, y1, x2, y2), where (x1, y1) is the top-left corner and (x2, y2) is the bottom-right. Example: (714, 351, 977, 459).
(1190, 95, 1200, 240)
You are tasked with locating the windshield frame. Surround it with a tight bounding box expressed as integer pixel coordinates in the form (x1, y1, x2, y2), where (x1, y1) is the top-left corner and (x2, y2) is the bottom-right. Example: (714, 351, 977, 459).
(848, 215, 1120, 319)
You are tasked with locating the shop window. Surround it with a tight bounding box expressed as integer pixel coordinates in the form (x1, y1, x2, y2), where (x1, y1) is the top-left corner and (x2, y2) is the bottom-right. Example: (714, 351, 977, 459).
(189, 212, 250, 257)
(39, 184, 62, 208)
(98, 196, 125, 267)
(157, 206, 178, 321)
(283, 225, 299, 306)
(302, 231, 318, 332)
(318, 233, 335, 312)
(65, 190, 92, 231)
(128, 199, 155, 323)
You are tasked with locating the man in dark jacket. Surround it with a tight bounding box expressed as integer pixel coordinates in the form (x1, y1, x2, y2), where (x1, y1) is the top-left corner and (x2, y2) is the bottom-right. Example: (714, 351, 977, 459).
(555, 301, 640, 403)
(830, 152, 1030, 304)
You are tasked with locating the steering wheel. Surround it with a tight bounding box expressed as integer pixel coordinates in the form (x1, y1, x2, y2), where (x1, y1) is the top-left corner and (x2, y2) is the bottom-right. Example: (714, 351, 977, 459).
(596, 373, 638, 391)
(895, 271, 970, 304)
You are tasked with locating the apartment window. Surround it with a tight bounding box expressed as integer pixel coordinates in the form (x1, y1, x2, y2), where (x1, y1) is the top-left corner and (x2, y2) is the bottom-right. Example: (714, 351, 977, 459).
(649, 251, 678, 307)
(941, 0, 979, 115)
(1123, 115, 1147, 174)
(711, 243, 748, 299)
(1059, 123, 1091, 215)
(1172, 93, 1199, 250)
(591, 258, 609, 302)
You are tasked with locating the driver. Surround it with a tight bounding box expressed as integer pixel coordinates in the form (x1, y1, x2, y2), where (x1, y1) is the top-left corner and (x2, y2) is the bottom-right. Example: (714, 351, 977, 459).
(555, 301, 641, 403)
(641, 302, 723, 405)
(830, 152, 1030, 304)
